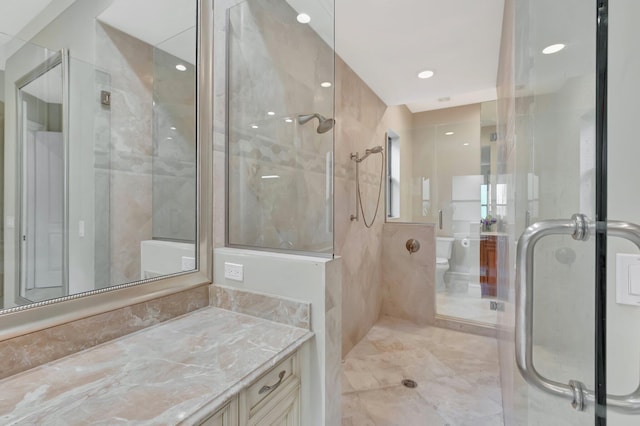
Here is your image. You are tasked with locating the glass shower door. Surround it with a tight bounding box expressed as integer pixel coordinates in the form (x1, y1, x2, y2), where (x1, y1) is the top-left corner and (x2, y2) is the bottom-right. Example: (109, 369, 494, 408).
(507, 0, 599, 415)
(503, 0, 640, 424)
(500, 0, 600, 424)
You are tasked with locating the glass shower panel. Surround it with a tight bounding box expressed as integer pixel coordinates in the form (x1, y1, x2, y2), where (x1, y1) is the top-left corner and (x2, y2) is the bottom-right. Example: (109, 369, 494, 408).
(607, 1, 640, 424)
(226, 0, 335, 255)
(499, 0, 597, 424)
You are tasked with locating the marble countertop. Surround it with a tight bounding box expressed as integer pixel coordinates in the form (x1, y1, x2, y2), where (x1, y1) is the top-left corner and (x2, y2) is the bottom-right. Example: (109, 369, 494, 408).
(0, 307, 313, 425)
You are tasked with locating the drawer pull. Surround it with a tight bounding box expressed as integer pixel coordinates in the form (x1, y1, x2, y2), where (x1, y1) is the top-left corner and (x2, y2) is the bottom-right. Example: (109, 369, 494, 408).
(258, 370, 286, 395)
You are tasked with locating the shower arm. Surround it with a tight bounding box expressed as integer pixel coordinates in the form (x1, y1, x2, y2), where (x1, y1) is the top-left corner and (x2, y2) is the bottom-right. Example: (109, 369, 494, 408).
(350, 146, 383, 163)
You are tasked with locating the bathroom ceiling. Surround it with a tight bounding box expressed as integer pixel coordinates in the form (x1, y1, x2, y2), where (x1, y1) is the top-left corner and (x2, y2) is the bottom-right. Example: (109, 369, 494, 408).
(97, 0, 197, 64)
(0, 0, 53, 39)
(335, 0, 505, 112)
(0, 0, 55, 69)
(0, 0, 196, 71)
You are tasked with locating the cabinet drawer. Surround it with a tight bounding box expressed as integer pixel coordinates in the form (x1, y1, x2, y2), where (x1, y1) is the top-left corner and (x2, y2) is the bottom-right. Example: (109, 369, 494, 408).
(246, 354, 298, 412)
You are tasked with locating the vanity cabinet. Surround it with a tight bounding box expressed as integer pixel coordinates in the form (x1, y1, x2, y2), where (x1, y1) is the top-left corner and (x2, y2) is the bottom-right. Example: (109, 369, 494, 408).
(199, 352, 301, 426)
(201, 400, 238, 426)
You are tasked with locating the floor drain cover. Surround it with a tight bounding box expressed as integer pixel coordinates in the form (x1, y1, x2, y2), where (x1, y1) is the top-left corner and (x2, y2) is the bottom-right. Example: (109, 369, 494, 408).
(402, 379, 418, 388)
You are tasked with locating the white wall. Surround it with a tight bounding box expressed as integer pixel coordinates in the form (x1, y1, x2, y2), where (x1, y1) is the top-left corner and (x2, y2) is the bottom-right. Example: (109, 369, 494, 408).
(606, 1, 640, 423)
(213, 248, 342, 426)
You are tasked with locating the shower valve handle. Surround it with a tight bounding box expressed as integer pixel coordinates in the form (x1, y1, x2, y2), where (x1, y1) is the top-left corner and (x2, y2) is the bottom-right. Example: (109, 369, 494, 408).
(405, 239, 420, 254)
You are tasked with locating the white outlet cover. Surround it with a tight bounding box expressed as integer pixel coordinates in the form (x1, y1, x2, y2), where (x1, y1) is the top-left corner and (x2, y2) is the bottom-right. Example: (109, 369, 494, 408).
(224, 262, 244, 282)
(616, 253, 640, 306)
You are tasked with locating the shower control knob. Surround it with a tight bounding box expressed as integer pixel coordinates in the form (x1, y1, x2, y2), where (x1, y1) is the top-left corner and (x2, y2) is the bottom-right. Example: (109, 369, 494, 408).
(406, 239, 420, 254)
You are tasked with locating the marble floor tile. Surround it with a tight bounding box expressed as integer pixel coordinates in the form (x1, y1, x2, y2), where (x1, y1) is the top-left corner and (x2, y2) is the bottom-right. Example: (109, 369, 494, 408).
(342, 316, 504, 425)
(436, 284, 498, 325)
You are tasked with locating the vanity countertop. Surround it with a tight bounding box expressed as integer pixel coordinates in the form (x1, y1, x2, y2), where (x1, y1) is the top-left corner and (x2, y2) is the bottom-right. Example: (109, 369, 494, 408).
(0, 306, 313, 425)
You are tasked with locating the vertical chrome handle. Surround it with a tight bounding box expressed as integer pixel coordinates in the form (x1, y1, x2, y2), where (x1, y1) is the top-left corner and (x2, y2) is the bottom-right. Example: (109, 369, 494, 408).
(515, 214, 640, 412)
(438, 210, 443, 230)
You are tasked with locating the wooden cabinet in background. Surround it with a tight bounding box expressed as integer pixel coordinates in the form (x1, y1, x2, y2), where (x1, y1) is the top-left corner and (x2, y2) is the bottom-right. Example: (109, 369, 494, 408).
(479, 234, 498, 298)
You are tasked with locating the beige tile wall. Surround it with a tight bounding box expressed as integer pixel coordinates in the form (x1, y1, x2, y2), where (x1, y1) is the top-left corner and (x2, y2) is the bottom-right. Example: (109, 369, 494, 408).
(334, 57, 387, 357)
(380, 223, 435, 325)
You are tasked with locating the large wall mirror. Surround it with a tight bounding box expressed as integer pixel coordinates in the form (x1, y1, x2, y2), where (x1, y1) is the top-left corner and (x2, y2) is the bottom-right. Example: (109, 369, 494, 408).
(0, 0, 203, 315)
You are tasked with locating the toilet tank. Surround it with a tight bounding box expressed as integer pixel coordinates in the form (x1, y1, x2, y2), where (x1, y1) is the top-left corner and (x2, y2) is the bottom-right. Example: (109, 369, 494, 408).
(436, 237, 455, 260)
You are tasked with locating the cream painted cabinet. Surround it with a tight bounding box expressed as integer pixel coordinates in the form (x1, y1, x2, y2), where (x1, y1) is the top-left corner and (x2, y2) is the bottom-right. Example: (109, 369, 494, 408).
(242, 353, 301, 426)
(250, 385, 300, 426)
(200, 399, 238, 426)
(198, 352, 301, 426)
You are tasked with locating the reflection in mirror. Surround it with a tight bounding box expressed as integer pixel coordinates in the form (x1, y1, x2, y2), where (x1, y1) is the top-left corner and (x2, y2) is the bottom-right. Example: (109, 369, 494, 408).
(16, 51, 67, 304)
(0, 0, 197, 311)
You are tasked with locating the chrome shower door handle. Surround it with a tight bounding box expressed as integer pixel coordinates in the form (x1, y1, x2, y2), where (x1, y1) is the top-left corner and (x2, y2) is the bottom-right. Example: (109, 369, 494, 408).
(438, 210, 443, 230)
(515, 213, 640, 413)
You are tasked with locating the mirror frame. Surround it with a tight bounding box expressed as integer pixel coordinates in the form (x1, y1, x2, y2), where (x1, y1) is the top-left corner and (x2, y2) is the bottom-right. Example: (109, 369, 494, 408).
(14, 49, 70, 305)
(0, 0, 213, 341)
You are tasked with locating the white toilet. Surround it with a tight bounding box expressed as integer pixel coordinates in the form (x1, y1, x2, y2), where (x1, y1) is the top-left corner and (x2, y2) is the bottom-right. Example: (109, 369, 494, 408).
(435, 237, 455, 292)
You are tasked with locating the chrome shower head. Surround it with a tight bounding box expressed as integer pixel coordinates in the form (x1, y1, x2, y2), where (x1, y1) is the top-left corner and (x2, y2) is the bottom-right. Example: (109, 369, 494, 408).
(297, 113, 335, 134)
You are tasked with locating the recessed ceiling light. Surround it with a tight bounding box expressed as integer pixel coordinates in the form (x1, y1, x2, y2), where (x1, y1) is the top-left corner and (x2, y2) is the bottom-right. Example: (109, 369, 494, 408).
(297, 13, 311, 24)
(542, 43, 565, 55)
(167, 137, 173, 140)
(267, 111, 275, 116)
(170, 126, 177, 130)
(321, 81, 332, 88)
(251, 125, 259, 129)
(176, 64, 187, 71)
(445, 131, 454, 136)
(463, 142, 470, 146)
(261, 175, 280, 179)
(417, 70, 434, 79)
(285, 118, 293, 123)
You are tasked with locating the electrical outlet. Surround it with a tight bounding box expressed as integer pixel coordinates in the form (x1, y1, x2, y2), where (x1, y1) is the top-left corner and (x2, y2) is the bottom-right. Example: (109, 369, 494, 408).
(181, 256, 196, 271)
(224, 262, 244, 282)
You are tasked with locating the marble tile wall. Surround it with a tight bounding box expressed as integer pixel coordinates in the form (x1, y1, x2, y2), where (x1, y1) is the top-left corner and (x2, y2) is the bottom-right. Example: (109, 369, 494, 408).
(324, 257, 343, 425)
(212, 284, 311, 329)
(224, 0, 334, 253)
(381, 223, 436, 325)
(0, 285, 209, 380)
(334, 57, 386, 357)
(151, 48, 196, 242)
(95, 23, 154, 285)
